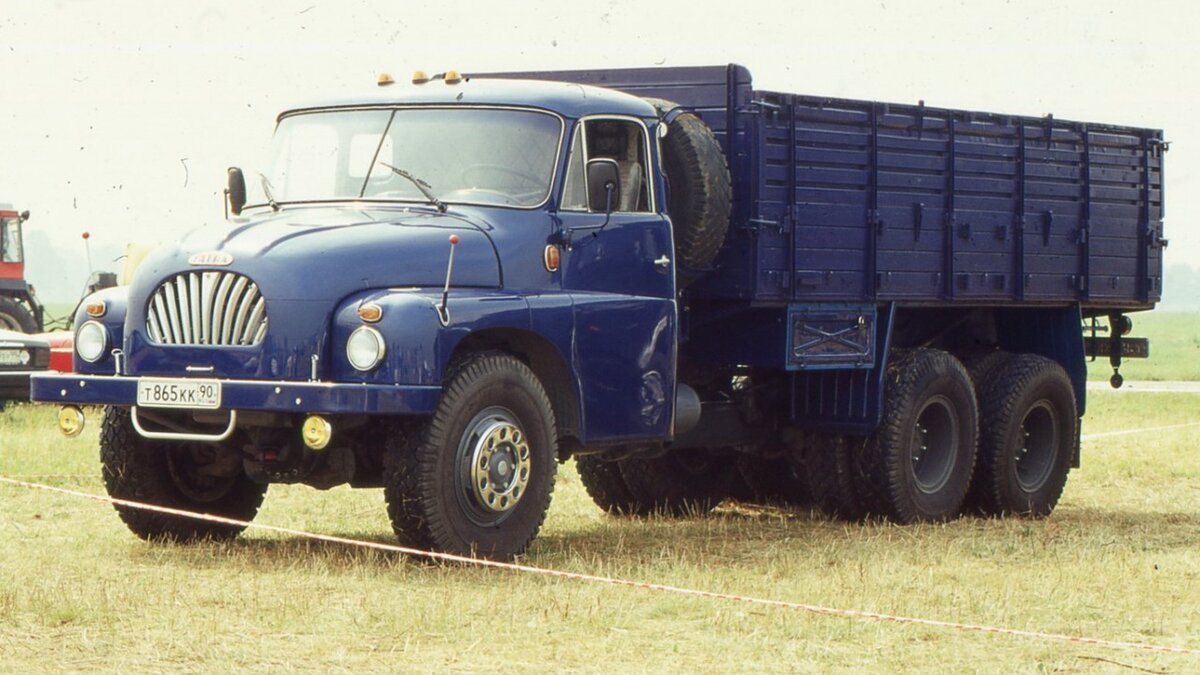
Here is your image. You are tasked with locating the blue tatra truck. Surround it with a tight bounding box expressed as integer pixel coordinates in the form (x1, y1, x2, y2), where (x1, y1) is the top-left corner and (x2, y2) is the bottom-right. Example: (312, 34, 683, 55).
(32, 65, 1165, 559)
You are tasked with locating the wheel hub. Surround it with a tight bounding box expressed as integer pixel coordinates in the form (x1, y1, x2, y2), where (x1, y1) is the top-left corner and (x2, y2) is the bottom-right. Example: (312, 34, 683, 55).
(910, 396, 958, 494)
(468, 418, 531, 515)
(1015, 400, 1058, 492)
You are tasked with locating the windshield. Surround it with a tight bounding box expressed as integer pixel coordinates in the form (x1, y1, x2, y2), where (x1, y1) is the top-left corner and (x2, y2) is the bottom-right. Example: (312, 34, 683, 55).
(256, 107, 562, 209)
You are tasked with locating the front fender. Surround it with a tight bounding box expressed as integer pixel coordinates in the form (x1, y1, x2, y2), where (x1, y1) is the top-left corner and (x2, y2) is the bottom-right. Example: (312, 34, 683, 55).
(73, 286, 129, 374)
(331, 289, 531, 385)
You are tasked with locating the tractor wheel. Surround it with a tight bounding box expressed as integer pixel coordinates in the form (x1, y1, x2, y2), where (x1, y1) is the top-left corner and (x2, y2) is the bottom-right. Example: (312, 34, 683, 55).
(0, 297, 37, 333)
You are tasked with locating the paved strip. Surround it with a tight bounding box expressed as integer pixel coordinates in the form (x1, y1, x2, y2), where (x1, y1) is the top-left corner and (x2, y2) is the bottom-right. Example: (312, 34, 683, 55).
(1087, 381, 1200, 394)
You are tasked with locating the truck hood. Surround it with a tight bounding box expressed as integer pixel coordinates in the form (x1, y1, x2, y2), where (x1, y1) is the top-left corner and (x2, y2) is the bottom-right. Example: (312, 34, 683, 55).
(119, 206, 502, 380)
(129, 206, 500, 302)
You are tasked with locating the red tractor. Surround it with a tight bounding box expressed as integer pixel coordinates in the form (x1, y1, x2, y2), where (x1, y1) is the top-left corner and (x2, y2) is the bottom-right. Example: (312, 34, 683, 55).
(0, 204, 45, 333)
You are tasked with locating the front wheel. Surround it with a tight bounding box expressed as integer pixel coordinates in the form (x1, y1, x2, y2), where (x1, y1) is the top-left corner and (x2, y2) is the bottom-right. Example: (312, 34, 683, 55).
(384, 353, 557, 560)
(99, 406, 266, 542)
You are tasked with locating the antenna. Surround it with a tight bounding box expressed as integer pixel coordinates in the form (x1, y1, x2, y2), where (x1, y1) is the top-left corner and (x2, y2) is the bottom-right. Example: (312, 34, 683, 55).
(437, 234, 459, 325)
(82, 231, 94, 276)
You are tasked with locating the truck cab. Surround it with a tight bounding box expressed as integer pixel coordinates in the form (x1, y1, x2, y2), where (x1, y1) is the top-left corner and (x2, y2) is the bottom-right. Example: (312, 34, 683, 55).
(33, 73, 692, 559)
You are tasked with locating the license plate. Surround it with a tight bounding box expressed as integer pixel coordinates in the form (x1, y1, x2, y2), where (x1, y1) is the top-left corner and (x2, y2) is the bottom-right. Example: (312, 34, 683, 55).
(0, 349, 28, 366)
(136, 378, 222, 409)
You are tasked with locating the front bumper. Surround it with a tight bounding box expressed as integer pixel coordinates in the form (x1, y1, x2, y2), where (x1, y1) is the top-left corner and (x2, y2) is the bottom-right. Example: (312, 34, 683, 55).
(31, 372, 441, 415)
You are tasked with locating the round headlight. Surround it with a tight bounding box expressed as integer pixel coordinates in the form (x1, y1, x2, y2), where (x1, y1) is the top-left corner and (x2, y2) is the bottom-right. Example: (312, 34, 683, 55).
(76, 320, 108, 363)
(346, 326, 386, 371)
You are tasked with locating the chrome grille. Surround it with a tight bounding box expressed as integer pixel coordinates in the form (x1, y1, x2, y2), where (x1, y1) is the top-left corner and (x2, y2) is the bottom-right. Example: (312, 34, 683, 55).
(146, 272, 268, 346)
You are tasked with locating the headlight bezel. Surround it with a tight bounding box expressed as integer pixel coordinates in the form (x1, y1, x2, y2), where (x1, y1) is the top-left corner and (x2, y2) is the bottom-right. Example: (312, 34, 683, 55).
(346, 325, 386, 372)
(76, 320, 109, 363)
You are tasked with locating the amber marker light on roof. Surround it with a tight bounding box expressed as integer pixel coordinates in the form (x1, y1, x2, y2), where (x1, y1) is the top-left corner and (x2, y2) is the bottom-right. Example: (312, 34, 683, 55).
(357, 303, 383, 323)
(444, 70, 462, 84)
(85, 301, 107, 318)
(412, 70, 430, 84)
(377, 73, 395, 87)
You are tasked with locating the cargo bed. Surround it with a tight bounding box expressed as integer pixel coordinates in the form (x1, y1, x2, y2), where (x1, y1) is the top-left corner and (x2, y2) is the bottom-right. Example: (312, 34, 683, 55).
(483, 65, 1165, 312)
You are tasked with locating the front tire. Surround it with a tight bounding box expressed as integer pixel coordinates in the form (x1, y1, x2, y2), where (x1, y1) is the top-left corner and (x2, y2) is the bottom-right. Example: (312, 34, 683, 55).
(99, 406, 266, 542)
(384, 353, 557, 560)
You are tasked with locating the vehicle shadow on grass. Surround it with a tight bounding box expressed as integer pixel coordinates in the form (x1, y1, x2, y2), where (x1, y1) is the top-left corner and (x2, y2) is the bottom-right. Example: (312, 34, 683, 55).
(137, 503, 1200, 573)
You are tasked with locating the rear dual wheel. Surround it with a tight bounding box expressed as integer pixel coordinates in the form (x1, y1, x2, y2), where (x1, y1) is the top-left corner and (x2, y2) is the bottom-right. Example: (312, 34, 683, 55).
(971, 354, 1075, 517)
(862, 349, 978, 523)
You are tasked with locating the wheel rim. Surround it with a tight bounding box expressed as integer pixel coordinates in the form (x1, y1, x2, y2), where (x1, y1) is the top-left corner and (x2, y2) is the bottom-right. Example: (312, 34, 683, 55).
(0, 312, 21, 331)
(1015, 400, 1058, 492)
(164, 443, 239, 503)
(456, 406, 531, 526)
(910, 395, 959, 494)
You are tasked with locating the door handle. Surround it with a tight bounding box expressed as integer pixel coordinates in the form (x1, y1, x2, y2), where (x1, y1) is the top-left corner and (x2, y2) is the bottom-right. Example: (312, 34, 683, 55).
(654, 255, 671, 269)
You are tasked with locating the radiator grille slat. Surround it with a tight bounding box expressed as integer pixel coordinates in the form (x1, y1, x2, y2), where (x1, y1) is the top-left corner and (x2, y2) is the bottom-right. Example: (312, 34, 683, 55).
(146, 272, 267, 346)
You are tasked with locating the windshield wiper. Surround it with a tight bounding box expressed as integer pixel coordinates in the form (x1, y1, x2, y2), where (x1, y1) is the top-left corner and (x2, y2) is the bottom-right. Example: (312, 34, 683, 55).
(377, 162, 447, 213)
(258, 173, 281, 212)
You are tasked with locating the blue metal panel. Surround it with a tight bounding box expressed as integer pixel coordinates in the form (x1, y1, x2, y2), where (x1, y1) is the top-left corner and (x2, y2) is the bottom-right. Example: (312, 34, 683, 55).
(790, 303, 895, 434)
(995, 304, 1087, 416)
(787, 304, 875, 370)
(569, 293, 676, 442)
(331, 288, 532, 386)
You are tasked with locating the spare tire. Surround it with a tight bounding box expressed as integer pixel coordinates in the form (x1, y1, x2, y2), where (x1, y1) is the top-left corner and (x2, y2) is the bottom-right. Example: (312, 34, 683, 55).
(643, 97, 732, 284)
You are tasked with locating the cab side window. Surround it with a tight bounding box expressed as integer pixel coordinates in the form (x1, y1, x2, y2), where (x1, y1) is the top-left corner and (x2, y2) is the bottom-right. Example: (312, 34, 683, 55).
(560, 119, 651, 213)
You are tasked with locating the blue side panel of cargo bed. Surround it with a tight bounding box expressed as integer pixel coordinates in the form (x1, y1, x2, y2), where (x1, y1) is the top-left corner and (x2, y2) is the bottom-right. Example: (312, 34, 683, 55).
(480, 64, 1164, 312)
(752, 93, 1165, 308)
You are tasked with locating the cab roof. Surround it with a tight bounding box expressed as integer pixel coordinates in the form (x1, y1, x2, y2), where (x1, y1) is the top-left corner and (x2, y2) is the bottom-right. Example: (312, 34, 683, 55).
(279, 77, 659, 121)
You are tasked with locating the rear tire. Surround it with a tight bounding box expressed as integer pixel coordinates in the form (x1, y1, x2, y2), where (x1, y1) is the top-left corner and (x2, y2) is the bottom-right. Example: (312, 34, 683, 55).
(973, 354, 1076, 517)
(0, 297, 37, 333)
(384, 353, 557, 560)
(803, 433, 869, 521)
(863, 349, 978, 523)
(100, 406, 265, 542)
(736, 453, 811, 507)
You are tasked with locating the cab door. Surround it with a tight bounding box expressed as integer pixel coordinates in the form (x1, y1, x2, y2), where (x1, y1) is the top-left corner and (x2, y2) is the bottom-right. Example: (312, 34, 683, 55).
(556, 117, 678, 443)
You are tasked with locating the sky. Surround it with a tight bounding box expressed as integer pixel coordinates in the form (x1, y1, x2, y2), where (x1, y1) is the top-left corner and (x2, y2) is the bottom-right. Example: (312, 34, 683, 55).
(1, 0, 1197, 305)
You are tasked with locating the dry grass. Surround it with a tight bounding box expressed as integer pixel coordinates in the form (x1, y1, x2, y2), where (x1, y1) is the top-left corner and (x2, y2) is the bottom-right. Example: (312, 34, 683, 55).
(1086, 311, 1200, 382)
(2, 393, 1199, 672)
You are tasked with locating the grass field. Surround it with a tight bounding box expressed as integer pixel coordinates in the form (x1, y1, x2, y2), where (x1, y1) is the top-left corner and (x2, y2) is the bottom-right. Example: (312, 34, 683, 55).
(2, 391, 1198, 672)
(1086, 311, 1200, 382)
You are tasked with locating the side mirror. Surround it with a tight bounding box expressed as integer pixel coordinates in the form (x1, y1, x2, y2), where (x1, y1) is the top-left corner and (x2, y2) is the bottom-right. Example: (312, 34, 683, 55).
(226, 167, 247, 217)
(586, 158, 620, 214)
